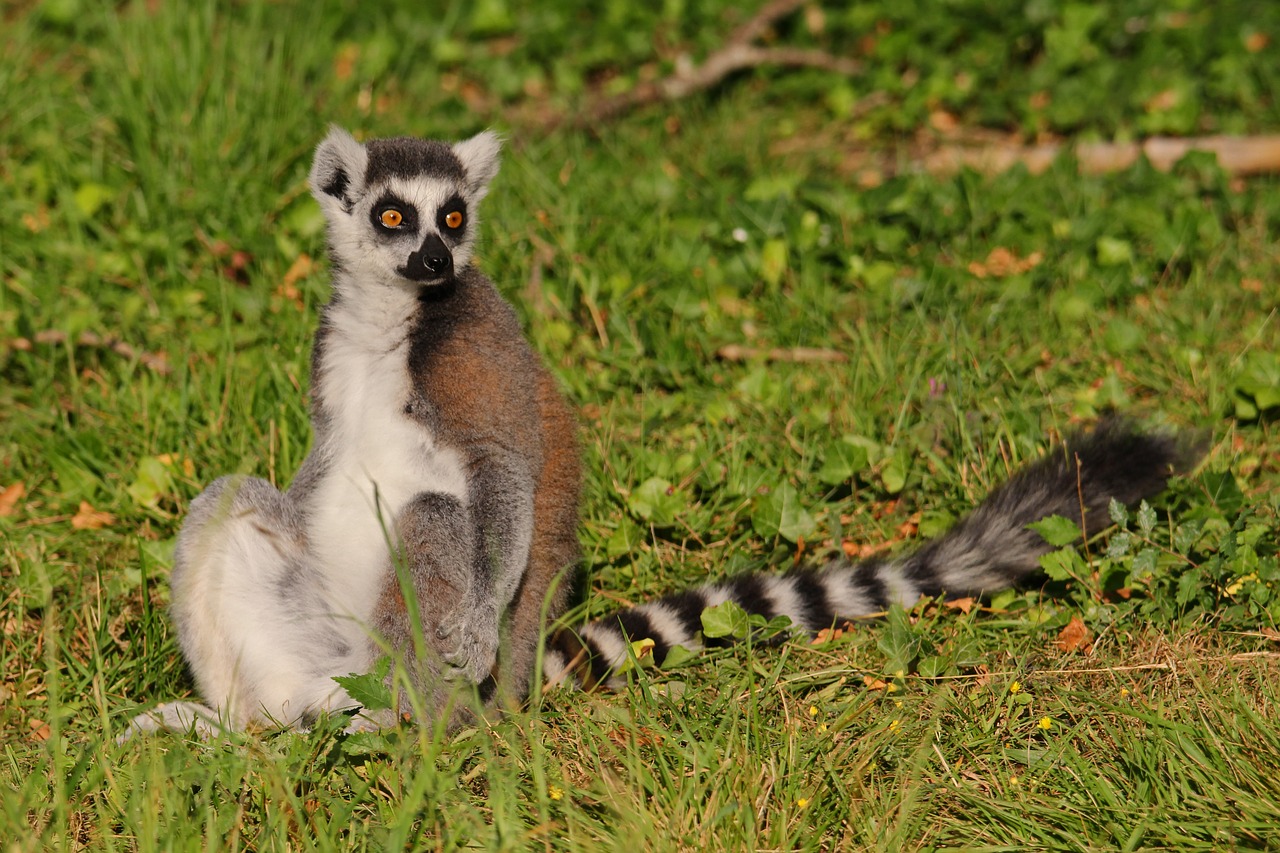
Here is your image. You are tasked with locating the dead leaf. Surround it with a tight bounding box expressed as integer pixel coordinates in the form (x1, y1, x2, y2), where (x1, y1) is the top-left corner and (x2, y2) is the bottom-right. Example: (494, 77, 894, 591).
(896, 511, 921, 539)
(863, 675, 891, 691)
(1245, 32, 1269, 52)
(155, 453, 196, 478)
(1056, 615, 1093, 654)
(1145, 89, 1180, 113)
(71, 501, 115, 530)
(929, 109, 959, 135)
(606, 726, 663, 748)
(812, 624, 853, 644)
(0, 483, 26, 517)
(944, 597, 976, 615)
(29, 718, 51, 742)
(968, 247, 1044, 279)
(21, 206, 50, 233)
(333, 44, 359, 81)
(1260, 627, 1280, 642)
(276, 254, 314, 309)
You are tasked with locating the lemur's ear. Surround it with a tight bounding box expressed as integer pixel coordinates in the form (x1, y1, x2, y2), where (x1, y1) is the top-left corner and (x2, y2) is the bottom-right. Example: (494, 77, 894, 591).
(309, 126, 368, 215)
(453, 130, 502, 200)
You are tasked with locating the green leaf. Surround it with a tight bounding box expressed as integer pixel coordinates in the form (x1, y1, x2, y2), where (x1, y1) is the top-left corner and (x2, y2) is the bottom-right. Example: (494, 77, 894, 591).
(918, 509, 955, 539)
(628, 477, 684, 527)
(660, 644, 698, 669)
(1103, 318, 1144, 354)
(1038, 547, 1081, 582)
(1027, 515, 1082, 547)
(341, 730, 395, 757)
(744, 173, 802, 202)
(1106, 531, 1133, 559)
(1200, 470, 1244, 516)
(73, 182, 114, 218)
(1096, 235, 1134, 266)
(1176, 568, 1202, 607)
(816, 438, 870, 486)
(604, 518, 645, 560)
(917, 655, 950, 679)
(759, 239, 788, 289)
(877, 605, 926, 675)
(1232, 351, 1280, 419)
(1136, 501, 1157, 537)
(1131, 547, 1158, 578)
(333, 656, 392, 711)
(127, 456, 175, 508)
(614, 638, 657, 676)
(880, 453, 908, 495)
(1108, 498, 1129, 528)
(1173, 519, 1204, 554)
(701, 599, 751, 640)
(470, 0, 515, 36)
(752, 483, 817, 543)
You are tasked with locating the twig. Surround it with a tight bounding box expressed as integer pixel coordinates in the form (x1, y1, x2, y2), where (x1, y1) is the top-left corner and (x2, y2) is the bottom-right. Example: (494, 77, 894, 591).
(716, 343, 848, 363)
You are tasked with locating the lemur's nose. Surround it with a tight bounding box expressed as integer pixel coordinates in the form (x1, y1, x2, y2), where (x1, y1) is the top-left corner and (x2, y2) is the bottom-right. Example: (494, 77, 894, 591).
(417, 234, 453, 276)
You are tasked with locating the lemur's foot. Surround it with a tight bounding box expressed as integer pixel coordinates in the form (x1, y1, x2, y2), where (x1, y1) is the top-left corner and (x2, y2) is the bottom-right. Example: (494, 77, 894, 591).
(117, 701, 227, 744)
(433, 594, 499, 683)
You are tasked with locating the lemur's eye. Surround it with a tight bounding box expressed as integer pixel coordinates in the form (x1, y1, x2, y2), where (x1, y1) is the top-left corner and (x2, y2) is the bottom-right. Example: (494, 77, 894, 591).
(444, 210, 464, 229)
(379, 209, 403, 228)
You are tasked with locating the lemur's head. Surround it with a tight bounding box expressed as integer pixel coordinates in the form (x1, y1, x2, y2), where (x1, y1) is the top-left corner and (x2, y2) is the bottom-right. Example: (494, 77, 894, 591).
(308, 127, 501, 288)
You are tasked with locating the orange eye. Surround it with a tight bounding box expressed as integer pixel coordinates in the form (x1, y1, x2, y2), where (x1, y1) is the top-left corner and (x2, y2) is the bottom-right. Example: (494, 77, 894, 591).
(444, 210, 463, 229)
(380, 209, 403, 228)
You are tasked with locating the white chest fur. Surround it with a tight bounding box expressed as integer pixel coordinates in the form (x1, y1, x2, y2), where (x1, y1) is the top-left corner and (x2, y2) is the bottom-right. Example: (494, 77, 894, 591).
(306, 292, 467, 626)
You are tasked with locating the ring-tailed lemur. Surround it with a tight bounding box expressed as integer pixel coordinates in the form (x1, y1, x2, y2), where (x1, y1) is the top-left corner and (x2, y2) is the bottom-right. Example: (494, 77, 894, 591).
(122, 128, 1196, 740)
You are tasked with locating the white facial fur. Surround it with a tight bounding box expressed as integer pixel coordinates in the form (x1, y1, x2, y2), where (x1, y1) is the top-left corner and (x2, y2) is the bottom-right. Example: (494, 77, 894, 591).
(307, 126, 503, 291)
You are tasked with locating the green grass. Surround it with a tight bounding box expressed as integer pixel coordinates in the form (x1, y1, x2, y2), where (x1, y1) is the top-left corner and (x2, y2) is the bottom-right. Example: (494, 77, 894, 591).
(3, 0, 1280, 849)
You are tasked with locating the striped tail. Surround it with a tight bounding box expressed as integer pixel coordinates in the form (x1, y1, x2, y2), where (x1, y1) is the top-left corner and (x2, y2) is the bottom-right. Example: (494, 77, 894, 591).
(543, 417, 1198, 690)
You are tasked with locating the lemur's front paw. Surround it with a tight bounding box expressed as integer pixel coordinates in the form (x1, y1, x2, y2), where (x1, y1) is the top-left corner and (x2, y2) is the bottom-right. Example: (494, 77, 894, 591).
(433, 595, 499, 683)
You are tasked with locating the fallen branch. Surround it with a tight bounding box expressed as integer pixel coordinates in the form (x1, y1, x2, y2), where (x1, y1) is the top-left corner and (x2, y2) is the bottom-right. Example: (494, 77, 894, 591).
(572, 0, 861, 128)
(924, 134, 1280, 176)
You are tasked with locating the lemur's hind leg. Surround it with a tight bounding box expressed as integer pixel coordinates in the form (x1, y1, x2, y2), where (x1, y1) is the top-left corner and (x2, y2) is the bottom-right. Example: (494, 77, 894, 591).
(147, 475, 371, 733)
(374, 492, 482, 722)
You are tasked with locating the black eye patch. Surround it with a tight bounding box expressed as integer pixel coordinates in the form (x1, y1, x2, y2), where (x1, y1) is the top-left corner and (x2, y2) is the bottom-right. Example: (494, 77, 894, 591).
(370, 194, 419, 234)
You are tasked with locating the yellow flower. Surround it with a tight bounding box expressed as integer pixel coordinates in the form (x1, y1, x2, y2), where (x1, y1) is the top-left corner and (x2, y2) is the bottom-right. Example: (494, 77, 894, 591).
(548, 785, 564, 801)
(1009, 681, 1022, 695)
(888, 719, 901, 732)
(808, 705, 819, 717)
(1038, 716, 1052, 731)
(1010, 775, 1020, 786)
(1120, 687, 1130, 698)
(797, 797, 809, 809)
